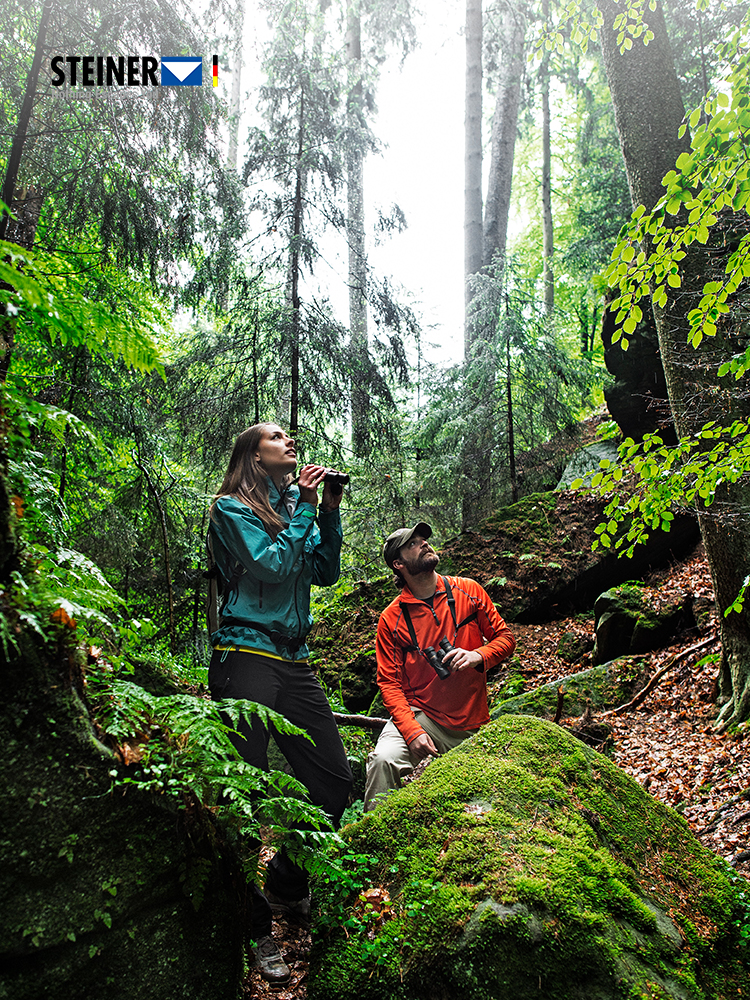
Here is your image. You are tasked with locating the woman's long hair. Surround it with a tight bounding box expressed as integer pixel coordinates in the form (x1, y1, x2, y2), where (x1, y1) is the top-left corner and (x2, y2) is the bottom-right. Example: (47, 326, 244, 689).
(212, 423, 292, 538)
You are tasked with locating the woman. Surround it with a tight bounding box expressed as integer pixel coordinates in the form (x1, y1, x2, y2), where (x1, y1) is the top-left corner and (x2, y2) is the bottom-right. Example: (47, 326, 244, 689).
(208, 422, 353, 984)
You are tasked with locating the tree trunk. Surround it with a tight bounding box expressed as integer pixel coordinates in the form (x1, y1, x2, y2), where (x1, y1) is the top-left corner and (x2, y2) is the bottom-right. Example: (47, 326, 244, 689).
(133, 451, 176, 652)
(0, 1, 51, 241)
(464, 0, 483, 353)
(289, 84, 305, 436)
(483, 3, 525, 270)
(0, 0, 52, 391)
(506, 337, 517, 502)
(540, 0, 554, 317)
(347, 0, 369, 456)
(227, 0, 244, 170)
(599, 0, 750, 728)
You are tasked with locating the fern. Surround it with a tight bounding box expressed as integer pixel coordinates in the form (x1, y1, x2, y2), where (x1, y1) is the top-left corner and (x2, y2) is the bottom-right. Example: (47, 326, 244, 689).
(91, 676, 339, 850)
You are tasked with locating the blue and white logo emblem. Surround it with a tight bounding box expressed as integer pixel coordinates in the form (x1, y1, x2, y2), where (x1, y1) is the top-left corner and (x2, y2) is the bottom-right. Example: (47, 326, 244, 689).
(161, 56, 203, 86)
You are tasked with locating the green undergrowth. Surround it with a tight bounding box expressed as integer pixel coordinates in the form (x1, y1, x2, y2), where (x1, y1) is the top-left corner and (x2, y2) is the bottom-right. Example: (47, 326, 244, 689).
(309, 716, 748, 1000)
(309, 577, 394, 710)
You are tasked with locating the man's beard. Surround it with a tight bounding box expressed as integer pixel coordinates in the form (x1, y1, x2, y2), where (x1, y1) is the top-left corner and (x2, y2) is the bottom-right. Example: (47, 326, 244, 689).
(410, 550, 439, 575)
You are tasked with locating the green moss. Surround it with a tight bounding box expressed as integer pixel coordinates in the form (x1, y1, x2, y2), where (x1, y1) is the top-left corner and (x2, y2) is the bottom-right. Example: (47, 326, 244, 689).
(310, 717, 749, 1000)
(491, 659, 649, 719)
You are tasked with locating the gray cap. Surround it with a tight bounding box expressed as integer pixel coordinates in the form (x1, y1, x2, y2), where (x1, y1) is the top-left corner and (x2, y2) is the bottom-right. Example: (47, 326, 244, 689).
(382, 522, 433, 569)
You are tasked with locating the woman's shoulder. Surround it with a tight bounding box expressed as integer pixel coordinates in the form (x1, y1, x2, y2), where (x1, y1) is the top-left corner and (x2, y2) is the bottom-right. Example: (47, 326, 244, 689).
(212, 495, 262, 524)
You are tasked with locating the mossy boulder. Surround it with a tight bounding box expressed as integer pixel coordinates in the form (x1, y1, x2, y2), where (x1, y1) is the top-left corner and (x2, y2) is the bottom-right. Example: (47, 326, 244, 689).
(557, 630, 595, 664)
(593, 585, 695, 666)
(439, 492, 698, 622)
(0, 634, 243, 1000)
(308, 716, 748, 1000)
(309, 577, 395, 710)
(490, 659, 649, 720)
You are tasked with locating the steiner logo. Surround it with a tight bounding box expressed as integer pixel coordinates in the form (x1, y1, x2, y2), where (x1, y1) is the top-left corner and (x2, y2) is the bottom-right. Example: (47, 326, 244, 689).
(49, 55, 205, 88)
(161, 57, 203, 86)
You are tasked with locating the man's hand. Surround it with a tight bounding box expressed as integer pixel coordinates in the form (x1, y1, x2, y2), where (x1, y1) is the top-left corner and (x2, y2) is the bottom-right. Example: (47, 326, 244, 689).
(408, 731, 438, 760)
(442, 647, 484, 673)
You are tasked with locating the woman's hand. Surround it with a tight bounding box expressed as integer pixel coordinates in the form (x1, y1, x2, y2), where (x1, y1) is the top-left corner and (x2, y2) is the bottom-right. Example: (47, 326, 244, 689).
(320, 475, 343, 511)
(297, 464, 327, 506)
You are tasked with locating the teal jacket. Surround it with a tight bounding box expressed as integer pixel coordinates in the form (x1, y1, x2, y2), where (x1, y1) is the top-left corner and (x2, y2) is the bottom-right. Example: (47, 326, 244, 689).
(209, 481, 342, 662)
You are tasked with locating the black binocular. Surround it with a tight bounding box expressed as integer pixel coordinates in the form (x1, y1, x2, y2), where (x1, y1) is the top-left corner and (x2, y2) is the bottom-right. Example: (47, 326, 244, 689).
(323, 470, 350, 495)
(423, 637, 454, 680)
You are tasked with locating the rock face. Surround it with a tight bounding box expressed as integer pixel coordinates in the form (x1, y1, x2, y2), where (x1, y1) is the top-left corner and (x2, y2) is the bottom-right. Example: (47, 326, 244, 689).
(309, 717, 747, 1000)
(0, 634, 244, 1000)
(556, 441, 621, 489)
(593, 584, 695, 666)
(439, 492, 699, 622)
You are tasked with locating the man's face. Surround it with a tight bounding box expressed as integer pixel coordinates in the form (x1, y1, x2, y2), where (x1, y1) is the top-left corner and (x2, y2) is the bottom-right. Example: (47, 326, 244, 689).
(394, 535, 439, 577)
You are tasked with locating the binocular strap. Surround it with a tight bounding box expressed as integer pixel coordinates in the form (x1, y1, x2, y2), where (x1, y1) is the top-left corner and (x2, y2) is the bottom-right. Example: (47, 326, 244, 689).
(399, 577, 479, 657)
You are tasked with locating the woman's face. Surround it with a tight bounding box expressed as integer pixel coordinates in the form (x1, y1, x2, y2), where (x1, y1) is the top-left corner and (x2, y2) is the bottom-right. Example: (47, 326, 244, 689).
(254, 424, 297, 478)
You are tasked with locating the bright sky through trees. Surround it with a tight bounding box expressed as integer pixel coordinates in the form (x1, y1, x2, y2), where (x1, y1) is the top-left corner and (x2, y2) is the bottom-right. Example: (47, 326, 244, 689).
(240, 0, 466, 363)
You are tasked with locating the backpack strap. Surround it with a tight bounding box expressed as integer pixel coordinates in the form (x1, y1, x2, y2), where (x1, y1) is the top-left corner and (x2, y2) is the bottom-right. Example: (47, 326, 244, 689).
(204, 531, 244, 635)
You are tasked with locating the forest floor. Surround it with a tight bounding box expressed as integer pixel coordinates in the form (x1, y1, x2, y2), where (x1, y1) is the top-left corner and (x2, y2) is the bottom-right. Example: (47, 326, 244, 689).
(243, 544, 750, 998)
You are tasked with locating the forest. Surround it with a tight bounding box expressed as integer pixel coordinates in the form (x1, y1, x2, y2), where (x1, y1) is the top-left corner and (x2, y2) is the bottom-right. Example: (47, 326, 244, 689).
(2, 0, 750, 997)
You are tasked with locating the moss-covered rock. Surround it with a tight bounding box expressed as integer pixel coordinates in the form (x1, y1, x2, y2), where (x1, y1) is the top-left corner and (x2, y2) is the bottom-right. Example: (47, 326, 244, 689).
(309, 716, 747, 1000)
(490, 659, 649, 720)
(439, 492, 698, 623)
(309, 577, 395, 710)
(0, 633, 243, 1000)
(593, 585, 695, 666)
(557, 630, 595, 664)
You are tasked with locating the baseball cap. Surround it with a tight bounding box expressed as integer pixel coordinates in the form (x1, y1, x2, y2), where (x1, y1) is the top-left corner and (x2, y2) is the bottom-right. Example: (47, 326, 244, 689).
(382, 522, 433, 568)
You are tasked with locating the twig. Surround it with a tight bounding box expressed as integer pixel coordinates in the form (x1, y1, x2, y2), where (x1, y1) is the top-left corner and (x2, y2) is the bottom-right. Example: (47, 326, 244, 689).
(332, 712, 388, 733)
(553, 686, 565, 724)
(604, 635, 718, 717)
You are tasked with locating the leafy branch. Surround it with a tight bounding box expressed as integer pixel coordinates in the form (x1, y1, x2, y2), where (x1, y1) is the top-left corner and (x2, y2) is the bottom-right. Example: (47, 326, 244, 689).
(605, 25, 750, 351)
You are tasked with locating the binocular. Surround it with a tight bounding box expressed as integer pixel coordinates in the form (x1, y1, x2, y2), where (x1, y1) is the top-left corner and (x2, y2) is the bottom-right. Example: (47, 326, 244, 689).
(323, 470, 350, 495)
(423, 637, 454, 680)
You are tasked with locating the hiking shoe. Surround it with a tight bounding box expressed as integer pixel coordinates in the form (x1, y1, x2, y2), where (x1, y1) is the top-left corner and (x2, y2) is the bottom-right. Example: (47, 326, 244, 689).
(265, 888, 311, 928)
(253, 935, 291, 984)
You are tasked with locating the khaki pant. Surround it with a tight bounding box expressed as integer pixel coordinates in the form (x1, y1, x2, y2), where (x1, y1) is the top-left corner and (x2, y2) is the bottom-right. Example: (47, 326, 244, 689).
(364, 710, 477, 812)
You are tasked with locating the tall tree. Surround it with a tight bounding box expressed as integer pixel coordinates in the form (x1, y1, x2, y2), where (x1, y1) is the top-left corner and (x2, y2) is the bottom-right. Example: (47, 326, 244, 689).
(346, 0, 369, 455)
(540, 0, 554, 316)
(597, 0, 750, 727)
(483, 1, 527, 269)
(465, 0, 483, 354)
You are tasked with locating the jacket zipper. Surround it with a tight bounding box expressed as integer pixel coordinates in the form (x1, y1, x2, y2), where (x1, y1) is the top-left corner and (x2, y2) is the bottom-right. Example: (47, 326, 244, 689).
(259, 580, 263, 609)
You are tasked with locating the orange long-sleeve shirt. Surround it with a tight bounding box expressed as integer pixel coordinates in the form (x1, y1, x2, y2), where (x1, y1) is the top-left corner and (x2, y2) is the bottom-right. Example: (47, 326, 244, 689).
(375, 575, 516, 745)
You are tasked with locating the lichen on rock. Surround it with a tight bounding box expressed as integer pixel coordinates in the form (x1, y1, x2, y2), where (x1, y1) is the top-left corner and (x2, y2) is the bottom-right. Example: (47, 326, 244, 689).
(309, 716, 747, 1000)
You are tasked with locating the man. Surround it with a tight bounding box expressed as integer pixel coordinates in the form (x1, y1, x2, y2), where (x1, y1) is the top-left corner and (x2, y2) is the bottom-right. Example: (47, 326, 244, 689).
(364, 522, 516, 811)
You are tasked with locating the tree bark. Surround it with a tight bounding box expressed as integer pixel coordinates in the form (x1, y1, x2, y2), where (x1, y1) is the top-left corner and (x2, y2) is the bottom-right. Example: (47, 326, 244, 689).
(464, 0, 483, 353)
(133, 449, 176, 653)
(289, 83, 305, 436)
(347, 0, 370, 456)
(599, 0, 750, 728)
(227, 0, 244, 170)
(483, 3, 525, 270)
(540, 0, 554, 317)
(0, 1, 51, 241)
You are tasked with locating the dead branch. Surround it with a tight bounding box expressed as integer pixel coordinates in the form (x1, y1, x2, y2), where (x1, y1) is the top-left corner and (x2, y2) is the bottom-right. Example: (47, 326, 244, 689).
(604, 635, 718, 717)
(553, 686, 565, 724)
(333, 712, 388, 733)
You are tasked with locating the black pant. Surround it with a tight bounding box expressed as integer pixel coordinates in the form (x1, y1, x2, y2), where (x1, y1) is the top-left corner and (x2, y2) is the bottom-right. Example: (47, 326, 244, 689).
(209, 649, 353, 936)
